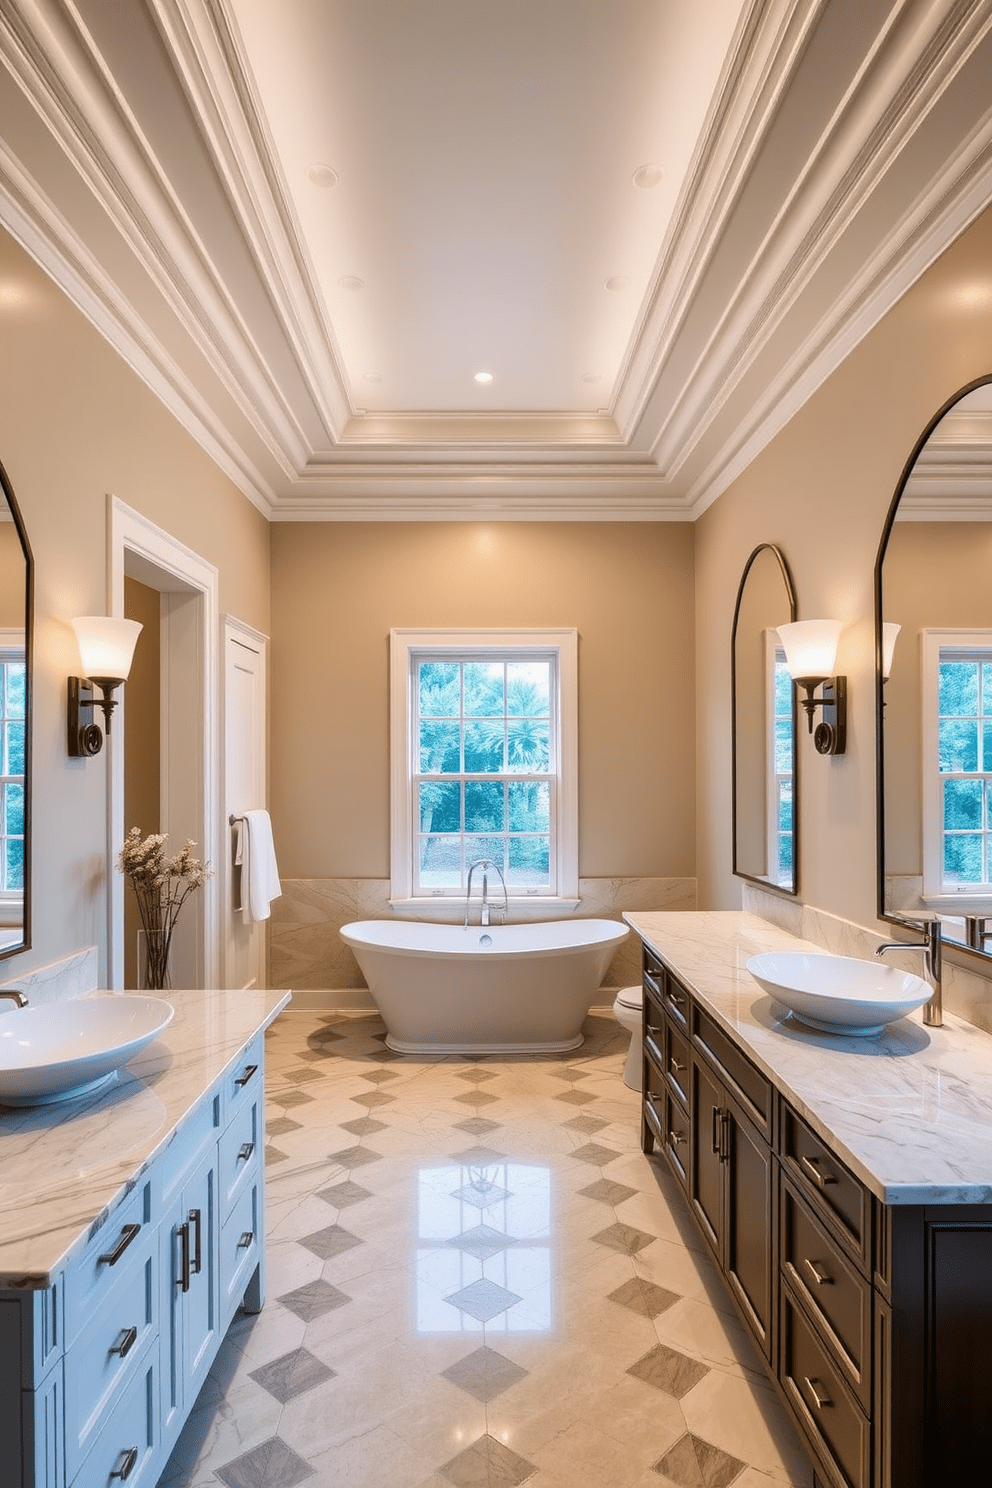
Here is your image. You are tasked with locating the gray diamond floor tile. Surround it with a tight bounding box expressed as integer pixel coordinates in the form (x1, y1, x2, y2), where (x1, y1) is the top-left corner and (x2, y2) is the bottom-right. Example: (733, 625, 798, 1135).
(315, 1179, 372, 1209)
(628, 1342, 710, 1400)
(283, 1067, 324, 1085)
(265, 1146, 288, 1165)
(571, 1141, 621, 1165)
(591, 1221, 656, 1255)
(452, 1144, 506, 1164)
(360, 1068, 399, 1084)
(447, 1223, 517, 1259)
(452, 1179, 511, 1209)
(442, 1346, 529, 1403)
(277, 1278, 351, 1322)
(578, 1177, 639, 1206)
(295, 1047, 334, 1063)
(328, 1144, 382, 1167)
(350, 1089, 396, 1107)
(298, 1223, 363, 1260)
(456, 1068, 498, 1084)
(653, 1432, 746, 1487)
(307, 1026, 345, 1045)
(453, 1117, 502, 1135)
(339, 1116, 388, 1137)
(440, 1432, 536, 1488)
(554, 1089, 598, 1106)
(562, 1114, 609, 1134)
(445, 1278, 523, 1323)
(550, 1067, 591, 1082)
(609, 1277, 680, 1318)
(453, 1090, 501, 1107)
(248, 1347, 335, 1404)
(214, 1435, 314, 1488)
(272, 1089, 315, 1108)
(265, 1115, 303, 1138)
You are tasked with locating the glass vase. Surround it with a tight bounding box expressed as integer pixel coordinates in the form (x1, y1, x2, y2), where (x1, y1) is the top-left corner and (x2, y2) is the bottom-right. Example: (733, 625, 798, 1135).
(139, 928, 172, 991)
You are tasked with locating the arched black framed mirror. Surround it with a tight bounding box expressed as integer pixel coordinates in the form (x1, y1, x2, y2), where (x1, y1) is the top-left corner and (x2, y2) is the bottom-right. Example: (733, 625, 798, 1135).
(0, 459, 32, 960)
(876, 374, 992, 961)
(732, 543, 798, 894)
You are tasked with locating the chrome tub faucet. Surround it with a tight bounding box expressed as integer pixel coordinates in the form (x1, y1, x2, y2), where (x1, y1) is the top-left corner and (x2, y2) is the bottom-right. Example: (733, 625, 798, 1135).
(465, 858, 508, 928)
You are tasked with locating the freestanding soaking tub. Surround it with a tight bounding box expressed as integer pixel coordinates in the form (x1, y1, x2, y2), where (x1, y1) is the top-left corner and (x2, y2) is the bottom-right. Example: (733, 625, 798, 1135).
(339, 917, 629, 1054)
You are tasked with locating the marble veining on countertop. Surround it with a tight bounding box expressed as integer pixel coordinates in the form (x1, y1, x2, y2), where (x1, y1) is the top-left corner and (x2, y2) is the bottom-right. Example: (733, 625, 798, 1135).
(0, 985, 290, 1287)
(624, 911, 992, 1205)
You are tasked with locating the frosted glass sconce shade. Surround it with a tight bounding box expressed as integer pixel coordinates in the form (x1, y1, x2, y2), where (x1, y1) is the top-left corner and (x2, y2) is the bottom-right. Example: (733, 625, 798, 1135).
(776, 619, 846, 756)
(777, 620, 842, 682)
(881, 622, 901, 680)
(67, 616, 143, 757)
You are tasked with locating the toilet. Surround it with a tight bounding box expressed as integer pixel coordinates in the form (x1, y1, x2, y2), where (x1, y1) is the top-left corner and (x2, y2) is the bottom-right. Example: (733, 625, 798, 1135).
(612, 984, 643, 1090)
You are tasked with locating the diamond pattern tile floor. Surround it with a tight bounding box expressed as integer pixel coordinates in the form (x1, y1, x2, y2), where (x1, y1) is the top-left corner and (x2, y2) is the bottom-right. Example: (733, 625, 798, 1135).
(159, 1009, 815, 1488)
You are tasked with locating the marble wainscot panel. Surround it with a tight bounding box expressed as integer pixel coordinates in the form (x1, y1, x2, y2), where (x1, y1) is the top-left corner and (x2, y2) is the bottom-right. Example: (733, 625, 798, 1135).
(0, 983, 289, 1286)
(269, 877, 696, 1005)
(743, 883, 992, 1036)
(0, 945, 99, 1009)
(626, 910, 992, 1205)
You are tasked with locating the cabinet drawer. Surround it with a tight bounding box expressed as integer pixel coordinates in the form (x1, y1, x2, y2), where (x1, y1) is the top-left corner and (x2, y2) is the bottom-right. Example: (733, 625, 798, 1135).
(65, 1236, 156, 1479)
(643, 1046, 667, 1146)
(643, 978, 665, 1069)
(782, 1107, 870, 1268)
(664, 1021, 690, 1109)
(220, 1180, 260, 1328)
(77, 1350, 158, 1488)
(780, 1177, 871, 1409)
(693, 1008, 771, 1135)
(65, 1181, 152, 1345)
(663, 975, 690, 1031)
(662, 1089, 689, 1189)
(157, 1092, 221, 1207)
(219, 1096, 260, 1220)
(223, 1034, 264, 1124)
(780, 1289, 870, 1488)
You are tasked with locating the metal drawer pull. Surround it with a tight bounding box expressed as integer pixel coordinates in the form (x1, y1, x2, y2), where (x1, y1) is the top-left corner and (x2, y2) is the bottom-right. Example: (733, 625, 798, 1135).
(668, 1130, 686, 1147)
(109, 1326, 138, 1358)
(238, 1230, 254, 1249)
(803, 1257, 833, 1287)
(237, 1141, 255, 1162)
(712, 1106, 722, 1154)
(190, 1208, 202, 1275)
(800, 1153, 838, 1188)
(235, 1063, 258, 1087)
(98, 1223, 141, 1267)
(177, 1221, 191, 1293)
(111, 1447, 138, 1481)
(669, 1057, 686, 1074)
(803, 1376, 832, 1410)
(669, 989, 687, 1007)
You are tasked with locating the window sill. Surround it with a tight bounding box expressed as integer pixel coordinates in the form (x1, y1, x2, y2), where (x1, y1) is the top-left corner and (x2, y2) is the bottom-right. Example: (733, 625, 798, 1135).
(388, 896, 582, 921)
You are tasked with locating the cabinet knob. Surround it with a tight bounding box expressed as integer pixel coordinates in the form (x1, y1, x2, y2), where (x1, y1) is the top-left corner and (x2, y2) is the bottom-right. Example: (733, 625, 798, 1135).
(803, 1376, 832, 1411)
(111, 1447, 138, 1481)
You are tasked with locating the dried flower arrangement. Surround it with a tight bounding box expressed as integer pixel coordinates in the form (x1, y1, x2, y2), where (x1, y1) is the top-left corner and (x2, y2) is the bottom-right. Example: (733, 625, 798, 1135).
(118, 828, 211, 989)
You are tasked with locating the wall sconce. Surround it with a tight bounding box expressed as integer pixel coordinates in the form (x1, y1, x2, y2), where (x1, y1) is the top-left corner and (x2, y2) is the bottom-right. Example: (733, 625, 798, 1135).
(882, 622, 901, 681)
(67, 616, 142, 757)
(777, 619, 846, 755)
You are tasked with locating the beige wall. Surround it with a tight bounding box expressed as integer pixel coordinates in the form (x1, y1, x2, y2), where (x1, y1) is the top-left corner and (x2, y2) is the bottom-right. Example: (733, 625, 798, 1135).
(0, 227, 270, 981)
(0, 521, 26, 628)
(269, 521, 696, 880)
(695, 204, 992, 930)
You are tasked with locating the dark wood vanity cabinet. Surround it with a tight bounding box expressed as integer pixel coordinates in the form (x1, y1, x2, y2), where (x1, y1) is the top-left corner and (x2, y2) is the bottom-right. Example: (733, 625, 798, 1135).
(639, 944, 992, 1488)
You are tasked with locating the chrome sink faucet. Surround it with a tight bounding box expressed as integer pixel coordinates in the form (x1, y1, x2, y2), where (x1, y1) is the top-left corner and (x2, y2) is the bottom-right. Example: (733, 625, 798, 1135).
(0, 989, 28, 1007)
(465, 858, 508, 928)
(876, 919, 942, 1027)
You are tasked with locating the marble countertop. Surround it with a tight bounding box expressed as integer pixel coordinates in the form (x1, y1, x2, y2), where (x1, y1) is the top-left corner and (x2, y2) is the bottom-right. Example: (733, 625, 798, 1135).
(624, 911, 992, 1206)
(0, 985, 290, 1287)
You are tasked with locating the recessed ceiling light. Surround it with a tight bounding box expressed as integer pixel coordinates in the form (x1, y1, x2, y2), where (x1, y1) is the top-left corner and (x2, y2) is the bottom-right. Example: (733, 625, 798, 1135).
(338, 275, 365, 292)
(474, 371, 494, 384)
(581, 373, 601, 384)
(632, 164, 664, 190)
(307, 164, 339, 188)
(364, 372, 382, 383)
(604, 276, 629, 293)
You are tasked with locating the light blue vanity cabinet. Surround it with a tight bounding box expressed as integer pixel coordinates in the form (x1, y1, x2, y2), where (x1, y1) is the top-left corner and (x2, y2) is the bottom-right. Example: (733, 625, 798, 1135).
(0, 988, 288, 1488)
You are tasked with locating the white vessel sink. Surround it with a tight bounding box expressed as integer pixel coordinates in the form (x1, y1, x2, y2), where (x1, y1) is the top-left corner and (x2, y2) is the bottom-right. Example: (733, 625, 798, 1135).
(746, 952, 932, 1036)
(0, 995, 174, 1106)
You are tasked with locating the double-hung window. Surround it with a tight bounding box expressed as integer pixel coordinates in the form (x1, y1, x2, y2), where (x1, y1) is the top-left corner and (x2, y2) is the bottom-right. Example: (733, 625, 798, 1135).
(922, 631, 992, 897)
(767, 637, 794, 888)
(0, 634, 26, 925)
(390, 629, 578, 906)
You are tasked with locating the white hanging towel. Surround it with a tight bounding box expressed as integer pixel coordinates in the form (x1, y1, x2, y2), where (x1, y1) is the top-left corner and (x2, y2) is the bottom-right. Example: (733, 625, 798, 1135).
(234, 809, 282, 923)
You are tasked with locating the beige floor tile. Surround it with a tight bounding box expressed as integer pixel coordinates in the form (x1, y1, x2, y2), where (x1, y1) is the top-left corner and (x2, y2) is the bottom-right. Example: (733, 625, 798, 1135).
(680, 1370, 814, 1483)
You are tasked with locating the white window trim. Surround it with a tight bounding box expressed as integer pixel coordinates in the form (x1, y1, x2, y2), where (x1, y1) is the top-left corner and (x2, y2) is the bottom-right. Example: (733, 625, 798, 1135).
(390, 627, 579, 914)
(921, 628, 992, 909)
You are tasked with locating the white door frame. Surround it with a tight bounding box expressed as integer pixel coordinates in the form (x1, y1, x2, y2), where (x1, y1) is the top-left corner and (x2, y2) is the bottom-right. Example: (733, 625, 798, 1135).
(222, 614, 268, 989)
(108, 497, 220, 990)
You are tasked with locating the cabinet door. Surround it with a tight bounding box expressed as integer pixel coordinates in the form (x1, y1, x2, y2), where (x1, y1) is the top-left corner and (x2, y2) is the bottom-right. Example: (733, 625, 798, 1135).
(724, 1099, 773, 1359)
(690, 1056, 724, 1256)
(163, 1144, 219, 1446)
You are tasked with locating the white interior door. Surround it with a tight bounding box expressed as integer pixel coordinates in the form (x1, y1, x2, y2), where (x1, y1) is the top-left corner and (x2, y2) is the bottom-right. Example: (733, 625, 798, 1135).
(223, 618, 267, 989)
